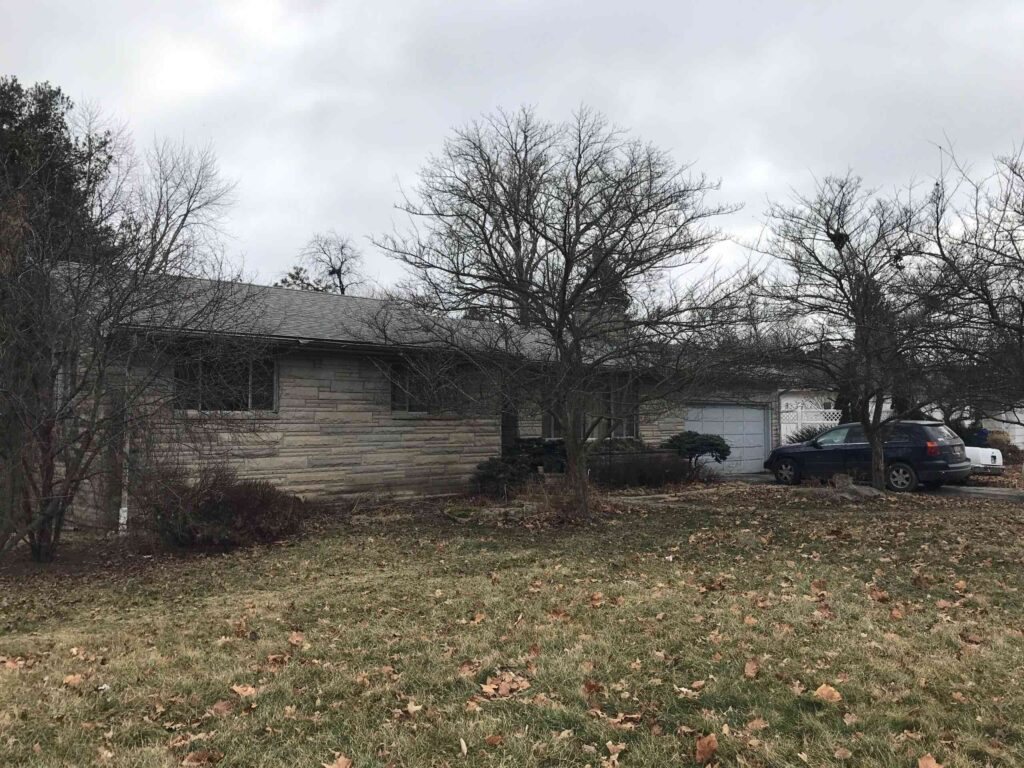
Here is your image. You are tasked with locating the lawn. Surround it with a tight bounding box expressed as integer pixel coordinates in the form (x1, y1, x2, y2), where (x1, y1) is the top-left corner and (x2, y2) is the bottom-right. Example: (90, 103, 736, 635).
(2, 484, 1024, 767)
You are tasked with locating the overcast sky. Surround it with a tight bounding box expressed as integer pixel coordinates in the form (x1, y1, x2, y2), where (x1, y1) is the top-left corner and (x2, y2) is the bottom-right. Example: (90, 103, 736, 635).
(3, 0, 1023, 287)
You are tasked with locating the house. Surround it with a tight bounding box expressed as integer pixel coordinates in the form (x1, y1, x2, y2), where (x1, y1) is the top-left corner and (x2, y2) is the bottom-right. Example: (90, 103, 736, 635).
(79, 283, 783, 522)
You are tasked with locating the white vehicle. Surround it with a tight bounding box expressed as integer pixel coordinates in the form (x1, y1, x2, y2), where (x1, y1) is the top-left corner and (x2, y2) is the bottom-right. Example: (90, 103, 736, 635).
(965, 446, 1004, 475)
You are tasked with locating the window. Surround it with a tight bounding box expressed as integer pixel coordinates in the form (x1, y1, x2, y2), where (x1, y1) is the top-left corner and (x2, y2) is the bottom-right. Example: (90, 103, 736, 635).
(815, 426, 850, 446)
(174, 357, 276, 411)
(925, 424, 959, 441)
(885, 425, 914, 444)
(606, 380, 640, 439)
(390, 364, 427, 413)
(844, 425, 866, 443)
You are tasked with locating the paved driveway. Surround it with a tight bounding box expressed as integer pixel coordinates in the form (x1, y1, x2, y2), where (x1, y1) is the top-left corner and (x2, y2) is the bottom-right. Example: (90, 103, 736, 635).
(732, 471, 1024, 500)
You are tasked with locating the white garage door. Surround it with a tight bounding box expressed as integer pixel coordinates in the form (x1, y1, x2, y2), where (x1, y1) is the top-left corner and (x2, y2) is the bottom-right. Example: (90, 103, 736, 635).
(684, 404, 768, 474)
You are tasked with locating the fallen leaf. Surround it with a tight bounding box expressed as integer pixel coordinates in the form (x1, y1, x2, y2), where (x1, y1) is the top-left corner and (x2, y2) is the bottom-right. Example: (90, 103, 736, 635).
(834, 747, 853, 759)
(321, 755, 353, 768)
(230, 684, 257, 699)
(696, 733, 718, 763)
(843, 712, 859, 726)
(747, 717, 769, 731)
(460, 738, 468, 756)
(288, 631, 305, 647)
(208, 700, 234, 717)
(62, 674, 84, 688)
(813, 683, 842, 703)
(918, 755, 943, 768)
(484, 734, 503, 746)
(744, 659, 760, 679)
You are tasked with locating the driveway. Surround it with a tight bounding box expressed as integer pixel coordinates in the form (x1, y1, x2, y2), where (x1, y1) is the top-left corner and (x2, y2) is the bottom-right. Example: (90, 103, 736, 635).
(732, 471, 1024, 500)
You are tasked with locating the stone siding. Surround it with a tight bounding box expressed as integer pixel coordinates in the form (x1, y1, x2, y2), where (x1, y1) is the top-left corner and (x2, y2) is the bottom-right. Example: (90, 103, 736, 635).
(216, 351, 500, 497)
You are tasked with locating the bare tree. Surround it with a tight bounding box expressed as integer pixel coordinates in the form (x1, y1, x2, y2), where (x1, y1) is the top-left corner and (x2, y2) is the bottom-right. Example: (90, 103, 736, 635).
(758, 173, 951, 490)
(0, 78, 262, 561)
(926, 148, 1024, 426)
(277, 231, 364, 295)
(375, 107, 755, 519)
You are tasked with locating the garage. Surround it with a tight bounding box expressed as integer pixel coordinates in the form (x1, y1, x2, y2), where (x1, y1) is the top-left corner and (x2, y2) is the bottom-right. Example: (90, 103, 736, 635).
(684, 404, 770, 474)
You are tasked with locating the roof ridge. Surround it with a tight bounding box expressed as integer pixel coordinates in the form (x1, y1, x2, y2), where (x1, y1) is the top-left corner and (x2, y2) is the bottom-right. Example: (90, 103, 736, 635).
(235, 276, 386, 303)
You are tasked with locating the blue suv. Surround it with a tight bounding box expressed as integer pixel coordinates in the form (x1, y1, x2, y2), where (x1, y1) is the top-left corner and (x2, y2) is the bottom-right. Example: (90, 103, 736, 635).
(764, 420, 971, 491)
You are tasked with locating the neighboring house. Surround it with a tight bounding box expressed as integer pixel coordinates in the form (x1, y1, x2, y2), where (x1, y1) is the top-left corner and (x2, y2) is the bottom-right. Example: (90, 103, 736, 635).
(76, 283, 784, 522)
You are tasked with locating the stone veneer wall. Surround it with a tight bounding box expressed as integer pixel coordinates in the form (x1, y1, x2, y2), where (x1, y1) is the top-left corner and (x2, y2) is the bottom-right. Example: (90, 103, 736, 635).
(177, 350, 501, 499)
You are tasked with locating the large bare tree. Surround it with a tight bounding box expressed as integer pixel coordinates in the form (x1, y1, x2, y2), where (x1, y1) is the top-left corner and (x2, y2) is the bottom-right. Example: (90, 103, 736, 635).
(759, 174, 952, 490)
(376, 107, 754, 519)
(276, 231, 364, 295)
(926, 148, 1024, 426)
(0, 78, 260, 561)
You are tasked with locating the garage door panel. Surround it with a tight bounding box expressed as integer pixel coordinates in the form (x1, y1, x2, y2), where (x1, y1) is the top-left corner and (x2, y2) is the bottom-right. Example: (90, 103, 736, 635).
(684, 405, 767, 474)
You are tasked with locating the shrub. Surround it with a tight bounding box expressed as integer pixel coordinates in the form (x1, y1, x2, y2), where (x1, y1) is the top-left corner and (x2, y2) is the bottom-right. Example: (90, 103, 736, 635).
(785, 424, 829, 444)
(134, 465, 308, 548)
(471, 455, 534, 498)
(986, 430, 1024, 465)
(589, 450, 693, 488)
(661, 431, 731, 468)
(507, 438, 567, 473)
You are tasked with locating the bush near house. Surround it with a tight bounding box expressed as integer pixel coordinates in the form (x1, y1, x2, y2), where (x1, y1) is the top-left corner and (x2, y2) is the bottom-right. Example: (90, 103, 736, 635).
(661, 431, 731, 468)
(470, 456, 535, 498)
(134, 466, 310, 548)
(986, 430, 1024, 465)
(475, 437, 709, 496)
(588, 450, 693, 488)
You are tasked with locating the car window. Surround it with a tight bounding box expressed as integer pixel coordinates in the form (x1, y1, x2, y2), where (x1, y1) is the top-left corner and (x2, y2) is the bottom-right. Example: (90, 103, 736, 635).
(815, 427, 850, 446)
(844, 425, 866, 443)
(885, 426, 914, 444)
(925, 424, 959, 441)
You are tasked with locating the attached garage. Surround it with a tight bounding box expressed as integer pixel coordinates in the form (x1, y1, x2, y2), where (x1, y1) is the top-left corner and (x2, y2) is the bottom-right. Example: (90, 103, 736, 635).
(684, 404, 770, 474)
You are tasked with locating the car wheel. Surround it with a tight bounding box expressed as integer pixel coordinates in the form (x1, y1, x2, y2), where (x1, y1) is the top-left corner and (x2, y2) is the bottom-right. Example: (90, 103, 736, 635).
(774, 458, 800, 485)
(886, 462, 918, 492)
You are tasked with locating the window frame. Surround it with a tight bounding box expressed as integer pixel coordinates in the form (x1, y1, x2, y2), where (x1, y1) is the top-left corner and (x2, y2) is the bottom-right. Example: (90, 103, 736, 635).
(173, 356, 278, 413)
(389, 363, 429, 414)
(605, 379, 640, 439)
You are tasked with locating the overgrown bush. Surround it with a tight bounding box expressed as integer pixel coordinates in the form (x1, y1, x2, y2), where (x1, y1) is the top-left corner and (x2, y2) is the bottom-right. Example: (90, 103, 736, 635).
(471, 455, 534, 498)
(589, 450, 694, 488)
(987, 430, 1024, 465)
(134, 465, 309, 548)
(661, 431, 731, 468)
(507, 438, 567, 473)
(785, 424, 828, 444)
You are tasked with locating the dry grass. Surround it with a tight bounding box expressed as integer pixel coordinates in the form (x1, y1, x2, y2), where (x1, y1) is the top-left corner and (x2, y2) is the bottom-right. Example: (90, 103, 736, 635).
(2, 484, 1024, 767)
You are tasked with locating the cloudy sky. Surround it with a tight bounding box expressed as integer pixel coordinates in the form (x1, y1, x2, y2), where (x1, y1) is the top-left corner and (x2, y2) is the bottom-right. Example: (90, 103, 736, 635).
(3, 0, 1023, 287)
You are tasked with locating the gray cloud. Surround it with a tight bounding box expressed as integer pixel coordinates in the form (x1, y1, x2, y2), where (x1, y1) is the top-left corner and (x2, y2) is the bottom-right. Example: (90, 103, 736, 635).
(3, 0, 1023, 284)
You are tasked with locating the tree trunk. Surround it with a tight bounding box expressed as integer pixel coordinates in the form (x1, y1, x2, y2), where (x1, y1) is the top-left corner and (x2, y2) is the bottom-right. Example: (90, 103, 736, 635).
(870, 436, 886, 491)
(500, 402, 519, 455)
(562, 409, 591, 522)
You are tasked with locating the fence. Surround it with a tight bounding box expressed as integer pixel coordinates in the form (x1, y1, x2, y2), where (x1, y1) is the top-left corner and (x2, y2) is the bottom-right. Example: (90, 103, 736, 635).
(780, 406, 842, 442)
